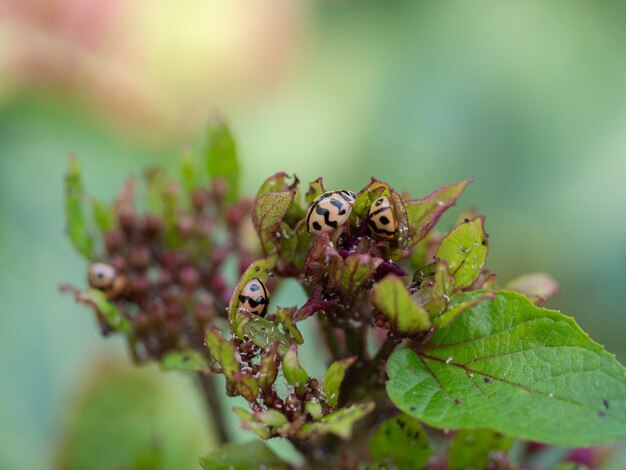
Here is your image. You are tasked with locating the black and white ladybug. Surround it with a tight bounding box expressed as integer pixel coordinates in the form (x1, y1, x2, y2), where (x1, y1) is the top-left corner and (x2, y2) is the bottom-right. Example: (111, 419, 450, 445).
(238, 277, 270, 317)
(367, 196, 396, 240)
(306, 190, 356, 234)
(88, 262, 126, 298)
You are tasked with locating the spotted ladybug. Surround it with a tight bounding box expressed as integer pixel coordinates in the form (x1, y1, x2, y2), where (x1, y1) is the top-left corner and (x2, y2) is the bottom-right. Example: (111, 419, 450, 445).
(238, 277, 270, 317)
(306, 190, 356, 234)
(367, 195, 396, 240)
(88, 263, 126, 298)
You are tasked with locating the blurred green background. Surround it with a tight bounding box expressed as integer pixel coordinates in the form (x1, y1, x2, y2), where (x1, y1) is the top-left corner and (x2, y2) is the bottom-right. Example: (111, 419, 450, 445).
(1, 1, 626, 468)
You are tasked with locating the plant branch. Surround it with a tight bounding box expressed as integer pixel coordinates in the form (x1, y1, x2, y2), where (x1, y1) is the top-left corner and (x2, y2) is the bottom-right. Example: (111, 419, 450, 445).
(318, 316, 342, 360)
(196, 372, 230, 445)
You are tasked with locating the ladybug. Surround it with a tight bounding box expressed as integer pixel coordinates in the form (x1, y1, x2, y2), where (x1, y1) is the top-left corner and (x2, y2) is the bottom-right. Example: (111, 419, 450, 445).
(88, 263, 126, 298)
(238, 277, 270, 317)
(306, 190, 357, 234)
(367, 196, 396, 240)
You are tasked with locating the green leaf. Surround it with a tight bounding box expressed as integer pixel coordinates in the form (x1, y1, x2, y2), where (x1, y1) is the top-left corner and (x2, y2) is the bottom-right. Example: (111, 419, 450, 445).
(258, 343, 280, 394)
(276, 306, 304, 344)
(91, 198, 115, 234)
(282, 344, 309, 391)
(204, 115, 239, 203)
(228, 256, 277, 334)
(85, 289, 132, 333)
(386, 291, 626, 447)
(276, 219, 311, 273)
(232, 408, 271, 439)
(448, 429, 512, 470)
(163, 183, 182, 248)
(179, 151, 199, 194)
(436, 216, 487, 289)
(58, 362, 215, 470)
(305, 400, 323, 420)
(144, 167, 167, 216)
(405, 179, 471, 246)
(424, 260, 456, 316)
(323, 357, 356, 408)
(305, 177, 326, 205)
(161, 350, 209, 372)
(352, 178, 389, 217)
(257, 172, 291, 197)
(65, 157, 93, 259)
(200, 440, 287, 470)
(256, 409, 289, 428)
(432, 292, 494, 328)
(506, 272, 559, 303)
(370, 275, 430, 334)
(330, 254, 382, 298)
(253, 191, 296, 254)
(205, 328, 239, 381)
(369, 414, 432, 469)
(241, 313, 291, 356)
(300, 402, 375, 439)
(235, 373, 259, 403)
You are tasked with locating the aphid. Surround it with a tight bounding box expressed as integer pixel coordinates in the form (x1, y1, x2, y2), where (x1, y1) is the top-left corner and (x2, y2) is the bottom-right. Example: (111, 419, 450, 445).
(367, 195, 396, 239)
(88, 262, 126, 298)
(238, 277, 270, 317)
(306, 190, 356, 234)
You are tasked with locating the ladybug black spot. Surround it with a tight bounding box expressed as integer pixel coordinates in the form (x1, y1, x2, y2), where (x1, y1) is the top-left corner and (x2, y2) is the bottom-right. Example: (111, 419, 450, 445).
(380, 216, 390, 225)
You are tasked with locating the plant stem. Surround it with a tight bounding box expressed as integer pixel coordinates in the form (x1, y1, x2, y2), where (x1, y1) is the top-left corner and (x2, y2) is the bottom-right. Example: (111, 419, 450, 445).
(318, 317, 342, 360)
(197, 372, 230, 445)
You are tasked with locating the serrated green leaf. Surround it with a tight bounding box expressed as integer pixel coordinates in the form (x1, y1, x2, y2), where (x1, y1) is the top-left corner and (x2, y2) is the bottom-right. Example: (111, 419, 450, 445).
(258, 343, 280, 394)
(200, 440, 287, 469)
(386, 291, 626, 447)
(276, 306, 303, 344)
(506, 272, 559, 303)
(87, 289, 132, 333)
(437, 216, 487, 289)
(253, 191, 296, 254)
(300, 402, 375, 439)
(448, 429, 512, 470)
(65, 157, 94, 259)
(204, 115, 239, 203)
(91, 198, 115, 234)
(161, 350, 209, 372)
(228, 255, 277, 335)
(283, 344, 309, 391)
(405, 180, 471, 247)
(323, 357, 356, 408)
(241, 314, 291, 356)
(370, 414, 432, 469)
(370, 275, 430, 334)
(205, 328, 239, 381)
